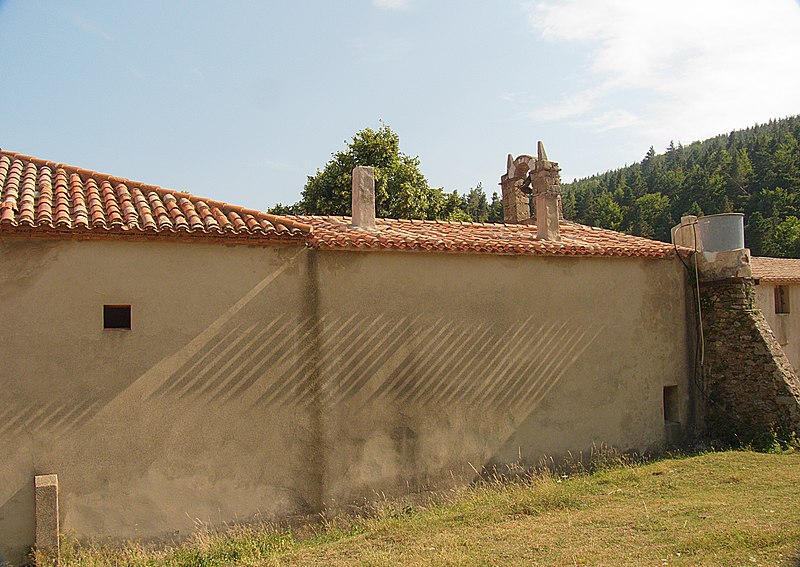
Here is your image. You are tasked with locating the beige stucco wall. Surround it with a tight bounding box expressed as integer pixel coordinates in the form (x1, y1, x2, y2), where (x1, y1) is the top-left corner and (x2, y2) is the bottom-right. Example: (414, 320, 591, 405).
(314, 251, 694, 506)
(0, 237, 694, 564)
(755, 283, 800, 373)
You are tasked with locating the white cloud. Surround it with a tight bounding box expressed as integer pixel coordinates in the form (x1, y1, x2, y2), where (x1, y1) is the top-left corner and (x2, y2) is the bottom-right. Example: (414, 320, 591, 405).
(525, 91, 598, 121)
(580, 109, 640, 133)
(524, 0, 800, 143)
(372, 0, 412, 11)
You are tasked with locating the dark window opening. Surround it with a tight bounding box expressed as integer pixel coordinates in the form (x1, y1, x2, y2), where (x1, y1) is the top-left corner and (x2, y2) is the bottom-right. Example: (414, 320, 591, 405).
(775, 285, 790, 314)
(663, 385, 679, 423)
(104, 305, 131, 330)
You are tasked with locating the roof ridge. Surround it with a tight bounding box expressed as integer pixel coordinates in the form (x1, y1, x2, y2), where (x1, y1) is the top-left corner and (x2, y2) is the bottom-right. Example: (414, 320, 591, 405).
(0, 149, 312, 234)
(291, 214, 536, 228)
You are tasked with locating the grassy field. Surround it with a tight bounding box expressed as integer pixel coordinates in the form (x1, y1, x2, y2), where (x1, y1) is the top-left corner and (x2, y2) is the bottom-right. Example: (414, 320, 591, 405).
(42, 450, 800, 566)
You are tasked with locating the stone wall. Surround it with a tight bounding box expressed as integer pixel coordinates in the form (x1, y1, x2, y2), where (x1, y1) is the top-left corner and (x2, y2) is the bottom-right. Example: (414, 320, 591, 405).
(700, 278, 800, 440)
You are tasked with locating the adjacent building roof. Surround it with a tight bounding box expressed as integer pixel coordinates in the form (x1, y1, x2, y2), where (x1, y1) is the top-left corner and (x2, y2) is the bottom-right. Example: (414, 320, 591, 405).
(0, 148, 682, 258)
(0, 150, 311, 242)
(751, 256, 800, 284)
(298, 215, 682, 257)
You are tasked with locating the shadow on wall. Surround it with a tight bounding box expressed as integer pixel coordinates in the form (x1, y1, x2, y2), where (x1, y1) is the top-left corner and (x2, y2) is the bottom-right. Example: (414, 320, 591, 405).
(0, 242, 604, 442)
(0, 398, 102, 439)
(0, 250, 303, 439)
(144, 310, 604, 416)
(0, 246, 609, 562)
(0, 482, 34, 565)
(0, 312, 604, 439)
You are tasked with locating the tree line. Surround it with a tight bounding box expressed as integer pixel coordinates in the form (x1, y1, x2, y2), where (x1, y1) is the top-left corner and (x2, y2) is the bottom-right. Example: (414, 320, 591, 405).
(562, 116, 800, 257)
(269, 117, 800, 258)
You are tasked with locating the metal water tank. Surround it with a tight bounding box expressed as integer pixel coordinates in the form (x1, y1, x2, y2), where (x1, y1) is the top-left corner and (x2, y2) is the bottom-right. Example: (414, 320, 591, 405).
(695, 213, 745, 252)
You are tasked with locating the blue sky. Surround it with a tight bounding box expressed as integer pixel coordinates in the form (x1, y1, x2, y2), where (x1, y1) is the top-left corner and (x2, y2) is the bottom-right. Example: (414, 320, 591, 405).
(1, 0, 799, 211)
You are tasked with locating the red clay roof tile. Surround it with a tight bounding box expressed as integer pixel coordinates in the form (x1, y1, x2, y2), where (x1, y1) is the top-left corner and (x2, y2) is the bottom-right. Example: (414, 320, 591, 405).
(0, 150, 311, 242)
(751, 256, 800, 284)
(294, 215, 685, 258)
(1, 149, 685, 258)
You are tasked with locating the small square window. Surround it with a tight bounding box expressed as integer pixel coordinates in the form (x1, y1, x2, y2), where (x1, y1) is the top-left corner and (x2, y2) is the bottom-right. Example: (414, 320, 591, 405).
(104, 305, 131, 330)
(775, 286, 790, 314)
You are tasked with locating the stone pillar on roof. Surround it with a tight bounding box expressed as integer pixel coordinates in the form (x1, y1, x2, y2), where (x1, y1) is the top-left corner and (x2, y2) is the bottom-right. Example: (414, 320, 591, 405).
(351, 166, 376, 230)
(531, 141, 562, 242)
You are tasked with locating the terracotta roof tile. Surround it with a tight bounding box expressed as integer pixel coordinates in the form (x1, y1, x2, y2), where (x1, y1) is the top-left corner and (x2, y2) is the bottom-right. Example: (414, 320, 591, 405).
(0, 150, 311, 242)
(294, 215, 684, 258)
(751, 256, 800, 284)
(1, 149, 685, 258)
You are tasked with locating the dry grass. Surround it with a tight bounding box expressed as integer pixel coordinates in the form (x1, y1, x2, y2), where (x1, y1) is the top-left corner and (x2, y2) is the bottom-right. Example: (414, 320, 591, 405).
(39, 449, 800, 566)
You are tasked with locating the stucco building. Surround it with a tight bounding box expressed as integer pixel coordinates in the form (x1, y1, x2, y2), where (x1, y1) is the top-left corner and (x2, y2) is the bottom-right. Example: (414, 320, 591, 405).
(752, 256, 800, 372)
(0, 148, 698, 564)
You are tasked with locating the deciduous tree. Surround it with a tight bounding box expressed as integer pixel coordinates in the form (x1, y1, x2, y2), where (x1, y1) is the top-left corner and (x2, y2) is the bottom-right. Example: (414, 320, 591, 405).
(293, 124, 463, 221)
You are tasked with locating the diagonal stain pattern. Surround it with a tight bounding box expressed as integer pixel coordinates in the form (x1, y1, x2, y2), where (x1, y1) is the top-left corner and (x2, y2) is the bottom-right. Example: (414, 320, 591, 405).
(0, 306, 603, 438)
(158, 311, 603, 417)
(0, 398, 102, 437)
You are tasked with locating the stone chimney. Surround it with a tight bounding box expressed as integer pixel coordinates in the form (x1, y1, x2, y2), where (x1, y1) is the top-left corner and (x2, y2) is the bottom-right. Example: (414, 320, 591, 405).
(531, 141, 561, 242)
(351, 166, 376, 229)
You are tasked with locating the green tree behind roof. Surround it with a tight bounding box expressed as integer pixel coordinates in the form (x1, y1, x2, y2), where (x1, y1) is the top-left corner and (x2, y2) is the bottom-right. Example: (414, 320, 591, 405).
(295, 124, 467, 221)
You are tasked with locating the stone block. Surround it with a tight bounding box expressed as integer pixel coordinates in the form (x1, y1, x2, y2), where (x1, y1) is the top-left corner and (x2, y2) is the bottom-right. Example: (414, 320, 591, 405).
(34, 474, 59, 559)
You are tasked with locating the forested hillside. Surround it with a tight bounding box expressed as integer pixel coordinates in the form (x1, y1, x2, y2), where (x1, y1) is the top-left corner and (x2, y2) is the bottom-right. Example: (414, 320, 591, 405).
(562, 116, 800, 257)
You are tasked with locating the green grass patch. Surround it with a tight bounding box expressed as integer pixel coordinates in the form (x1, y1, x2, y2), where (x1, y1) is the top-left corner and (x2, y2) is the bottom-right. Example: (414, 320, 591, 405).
(38, 450, 800, 566)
